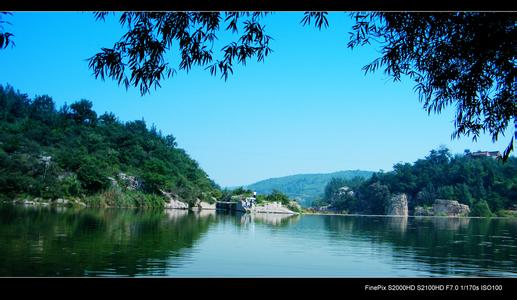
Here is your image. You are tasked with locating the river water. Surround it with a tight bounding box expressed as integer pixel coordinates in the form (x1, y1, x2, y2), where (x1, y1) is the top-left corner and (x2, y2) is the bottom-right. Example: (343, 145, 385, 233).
(0, 204, 515, 277)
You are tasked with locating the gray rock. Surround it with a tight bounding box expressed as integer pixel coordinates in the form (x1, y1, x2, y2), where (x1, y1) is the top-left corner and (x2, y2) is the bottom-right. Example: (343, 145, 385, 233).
(55, 198, 70, 205)
(254, 201, 297, 215)
(386, 193, 408, 216)
(117, 173, 142, 190)
(160, 190, 189, 209)
(164, 199, 189, 209)
(433, 199, 470, 217)
(190, 198, 201, 209)
(198, 201, 216, 210)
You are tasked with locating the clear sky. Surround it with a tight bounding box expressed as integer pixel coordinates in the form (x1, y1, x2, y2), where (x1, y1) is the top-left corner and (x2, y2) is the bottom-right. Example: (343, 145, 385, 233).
(0, 12, 513, 187)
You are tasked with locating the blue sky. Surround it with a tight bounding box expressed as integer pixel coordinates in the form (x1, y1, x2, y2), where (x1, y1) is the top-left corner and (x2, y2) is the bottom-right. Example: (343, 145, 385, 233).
(0, 12, 513, 187)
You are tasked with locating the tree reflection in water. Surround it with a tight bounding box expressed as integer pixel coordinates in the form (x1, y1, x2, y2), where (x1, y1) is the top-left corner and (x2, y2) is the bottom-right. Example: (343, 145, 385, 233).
(323, 215, 516, 276)
(0, 204, 216, 276)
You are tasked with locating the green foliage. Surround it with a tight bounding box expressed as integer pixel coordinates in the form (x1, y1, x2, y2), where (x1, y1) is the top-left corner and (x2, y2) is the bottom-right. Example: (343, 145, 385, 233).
(89, 12, 272, 95)
(231, 187, 253, 197)
(348, 13, 516, 160)
(266, 189, 290, 206)
(319, 146, 516, 216)
(77, 158, 110, 193)
(471, 200, 495, 217)
(0, 85, 219, 206)
(246, 170, 373, 207)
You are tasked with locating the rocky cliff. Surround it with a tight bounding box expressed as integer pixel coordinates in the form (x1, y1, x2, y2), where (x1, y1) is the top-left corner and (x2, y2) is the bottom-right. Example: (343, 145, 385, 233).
(385, 193, 408, 216)
(432, 199, 470, 217)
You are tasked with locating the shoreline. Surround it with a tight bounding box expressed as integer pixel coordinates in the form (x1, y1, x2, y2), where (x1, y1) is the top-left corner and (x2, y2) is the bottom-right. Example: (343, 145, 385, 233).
(300, 211, 517, 219)
(3, 200, 516, 219)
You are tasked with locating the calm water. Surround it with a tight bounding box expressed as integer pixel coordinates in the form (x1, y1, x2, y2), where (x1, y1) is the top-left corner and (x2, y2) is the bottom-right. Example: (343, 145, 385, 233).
(0, 203, 516, 277)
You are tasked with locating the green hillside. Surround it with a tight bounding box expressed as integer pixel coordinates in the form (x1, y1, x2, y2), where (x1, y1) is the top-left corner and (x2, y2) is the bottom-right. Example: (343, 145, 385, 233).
(0, 85, 220, 207)
(244, 170, 374, 206)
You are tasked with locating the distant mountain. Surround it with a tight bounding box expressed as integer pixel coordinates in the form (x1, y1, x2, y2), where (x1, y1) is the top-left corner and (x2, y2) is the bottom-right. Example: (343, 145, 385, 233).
(243, 170, 374, 207)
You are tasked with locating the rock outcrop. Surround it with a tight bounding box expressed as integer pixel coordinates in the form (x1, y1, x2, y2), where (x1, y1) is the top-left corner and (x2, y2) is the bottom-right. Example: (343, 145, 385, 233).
(254, 202, 297, 214)
(160, 190, 189, 209)
(164, 199, 189, 209)
(117, 173, 142, 190)
(190, 198, 216, 210)
(385, 193, 408, 216)
(198, 201, 216, 210)
(432, 199, 470, 217)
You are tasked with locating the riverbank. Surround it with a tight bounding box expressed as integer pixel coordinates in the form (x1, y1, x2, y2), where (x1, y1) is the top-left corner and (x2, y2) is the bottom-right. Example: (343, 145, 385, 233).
(301, 210, 517, 219)
(4, 195, 516, 219)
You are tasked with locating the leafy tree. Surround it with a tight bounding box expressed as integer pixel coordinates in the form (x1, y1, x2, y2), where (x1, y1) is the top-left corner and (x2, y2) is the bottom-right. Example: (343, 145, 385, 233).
(0, 12, 13, 49)
(347, 12, 516, 160)
(471, 199, 494, 217)
(77, 158, 110, 193)
(70, 99, 97, 125)
(164, 134, 177, 148)
(356, 181, 391, 214)
(0, 85, 220, 205)
(87, 12, 516, 159)
(88, 12, 272, 94)
(266, 189, 290, 206)
(99, 112, 118, 125)
(30, 95, 56, 125)
(351, 147, 516, 215)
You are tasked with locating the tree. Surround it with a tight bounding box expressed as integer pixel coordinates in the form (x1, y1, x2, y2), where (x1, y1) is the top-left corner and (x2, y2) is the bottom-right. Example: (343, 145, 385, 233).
(471, 199, 494, 217)
(356, 181, 391, 214)
(88, 12, 272, 95)
(70, 99, 97, 125)
(0, 12, 14, 49)
(30, 95, 56, 125)
(347, 12, 516, 160)
(88, 12, 516, 160)
(3, 12, 515, 159)
(77, 158, 110, 193)
(164, 134, 177, 148)
(266, 189, 290, 205)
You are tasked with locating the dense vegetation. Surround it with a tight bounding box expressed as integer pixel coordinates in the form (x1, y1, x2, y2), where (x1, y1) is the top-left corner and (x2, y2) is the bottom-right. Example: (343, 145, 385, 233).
(318, 147, 517, 217)
(0, 85, 220, 207)
(245, 170, 373, 207)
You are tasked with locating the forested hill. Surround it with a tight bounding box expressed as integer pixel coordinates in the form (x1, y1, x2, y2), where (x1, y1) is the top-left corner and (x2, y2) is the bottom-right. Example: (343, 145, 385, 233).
(0, 85, 220, 207)
(244, 170, 374, 206)
(319, 147, 517, 217)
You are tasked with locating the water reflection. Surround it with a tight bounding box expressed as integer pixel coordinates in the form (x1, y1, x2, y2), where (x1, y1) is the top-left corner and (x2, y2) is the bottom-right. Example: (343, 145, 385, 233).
(164, 209, 188, 220)
(0, 204, 216, 276)
(238, 212, 300, 227)
(0, 204, 515, 277)
(323, 215, 517, 276)
(386, 216, 408, 234)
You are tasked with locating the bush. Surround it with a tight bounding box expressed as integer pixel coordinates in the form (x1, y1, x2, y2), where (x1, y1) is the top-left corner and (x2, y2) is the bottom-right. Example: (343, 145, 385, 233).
(471, 200, 494, 217)
(77, 158, 110, 193)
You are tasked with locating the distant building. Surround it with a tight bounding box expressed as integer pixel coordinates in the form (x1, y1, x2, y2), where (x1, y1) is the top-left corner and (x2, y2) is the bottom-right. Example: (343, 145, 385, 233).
(469, 151, 501, 159)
